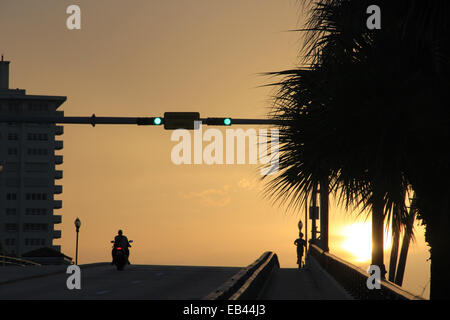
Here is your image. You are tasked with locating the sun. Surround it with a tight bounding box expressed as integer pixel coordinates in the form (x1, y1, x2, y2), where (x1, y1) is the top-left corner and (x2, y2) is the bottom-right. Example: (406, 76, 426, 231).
(339, 222, 393, 264)
(340, 223, 372, 263)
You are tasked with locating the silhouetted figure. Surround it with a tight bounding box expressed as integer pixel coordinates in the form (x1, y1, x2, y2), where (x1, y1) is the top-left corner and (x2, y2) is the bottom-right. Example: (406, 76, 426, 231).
(112, 230, 131, 265)
(294, 232, 307, 269)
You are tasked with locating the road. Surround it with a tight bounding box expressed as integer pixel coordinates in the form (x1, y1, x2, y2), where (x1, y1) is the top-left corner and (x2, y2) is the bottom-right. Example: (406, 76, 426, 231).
(0, 264, 241, 300)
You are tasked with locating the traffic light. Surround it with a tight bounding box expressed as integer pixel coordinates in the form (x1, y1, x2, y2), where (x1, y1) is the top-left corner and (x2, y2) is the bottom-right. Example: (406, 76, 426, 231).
(206, 117, 232, 126)
(136, 117, 163, 126)
(153, 117, 162, 125)
(163, 112, 200, 130)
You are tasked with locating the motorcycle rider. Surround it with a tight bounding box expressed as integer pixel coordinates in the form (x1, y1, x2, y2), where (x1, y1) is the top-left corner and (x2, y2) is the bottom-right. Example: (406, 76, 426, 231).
(111, 230, 131, 265)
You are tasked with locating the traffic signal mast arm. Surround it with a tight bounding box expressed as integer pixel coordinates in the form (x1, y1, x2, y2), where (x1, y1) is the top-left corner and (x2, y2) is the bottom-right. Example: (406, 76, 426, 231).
(0, 113, 286, 128)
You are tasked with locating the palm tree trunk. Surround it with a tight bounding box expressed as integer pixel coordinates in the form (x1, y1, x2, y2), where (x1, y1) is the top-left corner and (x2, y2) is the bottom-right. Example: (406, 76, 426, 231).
(372, 196, 386, 278)
(429, 205, 450, 299)
(394, 210, 416, 286)
(388, 223, 400, 282)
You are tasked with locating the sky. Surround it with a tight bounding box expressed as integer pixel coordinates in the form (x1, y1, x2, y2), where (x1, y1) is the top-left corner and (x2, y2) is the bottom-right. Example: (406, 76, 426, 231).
(0, 0, 430, 298)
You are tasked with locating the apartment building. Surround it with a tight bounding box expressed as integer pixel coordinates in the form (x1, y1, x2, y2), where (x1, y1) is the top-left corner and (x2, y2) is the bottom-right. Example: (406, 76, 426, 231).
(0, 57, 65, 256)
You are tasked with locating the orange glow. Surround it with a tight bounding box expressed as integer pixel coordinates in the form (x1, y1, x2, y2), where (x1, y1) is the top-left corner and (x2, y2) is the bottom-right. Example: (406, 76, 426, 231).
(339, 222, 392, 263)
(0, 0, 430, 299)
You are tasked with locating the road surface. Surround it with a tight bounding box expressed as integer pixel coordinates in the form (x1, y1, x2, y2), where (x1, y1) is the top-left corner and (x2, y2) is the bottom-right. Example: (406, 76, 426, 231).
(0, 264, 241, 300)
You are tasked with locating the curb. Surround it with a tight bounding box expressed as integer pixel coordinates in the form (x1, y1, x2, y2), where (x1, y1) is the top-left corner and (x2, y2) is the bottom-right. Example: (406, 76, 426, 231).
(0, 262, 109, 286)
(203, 252, 280, 300)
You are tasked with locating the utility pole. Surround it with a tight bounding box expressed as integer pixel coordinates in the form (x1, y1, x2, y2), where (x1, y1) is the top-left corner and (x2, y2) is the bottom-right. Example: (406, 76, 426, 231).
(305, 195, 308, 252)
(319, 177, 329, 252)
(311, 184, 318, 243)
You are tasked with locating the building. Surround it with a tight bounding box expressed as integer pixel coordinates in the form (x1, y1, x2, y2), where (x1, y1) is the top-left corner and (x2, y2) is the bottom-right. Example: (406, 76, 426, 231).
(0, 56, 65, 257)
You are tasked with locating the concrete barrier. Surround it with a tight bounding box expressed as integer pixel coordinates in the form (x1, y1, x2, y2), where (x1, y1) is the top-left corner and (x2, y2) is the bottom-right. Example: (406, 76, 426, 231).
(308, 244, 425, 300)
(0, 262, 108, 286)
(204, 252, 280, 300)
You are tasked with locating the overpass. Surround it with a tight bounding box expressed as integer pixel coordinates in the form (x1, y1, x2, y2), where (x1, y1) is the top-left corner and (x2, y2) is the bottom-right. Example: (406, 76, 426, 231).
(0, 113, 423, 300)
(0, 246, 423, 300)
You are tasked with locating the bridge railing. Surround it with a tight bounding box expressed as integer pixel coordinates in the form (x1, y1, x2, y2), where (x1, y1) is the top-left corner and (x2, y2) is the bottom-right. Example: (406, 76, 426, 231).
(0, 255, 41, 267)
(308, 244, 424, 300)
(204, 251, 279, 300)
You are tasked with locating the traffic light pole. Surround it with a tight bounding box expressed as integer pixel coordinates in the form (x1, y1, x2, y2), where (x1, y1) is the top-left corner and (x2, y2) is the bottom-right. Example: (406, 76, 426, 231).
(0, 114, 286, 127)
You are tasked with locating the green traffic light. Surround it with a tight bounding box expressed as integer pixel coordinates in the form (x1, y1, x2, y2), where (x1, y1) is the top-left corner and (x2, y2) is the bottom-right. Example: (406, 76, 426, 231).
(224, 118, 232, 126)
(153, 117, 162, 125)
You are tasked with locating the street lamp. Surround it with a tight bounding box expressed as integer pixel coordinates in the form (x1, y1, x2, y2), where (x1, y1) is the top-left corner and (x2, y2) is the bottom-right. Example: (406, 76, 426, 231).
(0, 164, 4, 265)
(74, 218, 81, 265)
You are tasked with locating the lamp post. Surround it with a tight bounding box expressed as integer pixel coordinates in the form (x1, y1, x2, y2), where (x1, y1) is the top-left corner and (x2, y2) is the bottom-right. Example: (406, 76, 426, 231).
(0, 164, 4, 266)
(74, 218, 81, 265)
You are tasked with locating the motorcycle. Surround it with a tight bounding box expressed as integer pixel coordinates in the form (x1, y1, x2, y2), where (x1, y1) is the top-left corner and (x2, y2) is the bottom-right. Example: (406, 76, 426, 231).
(110, 240, 133, 271)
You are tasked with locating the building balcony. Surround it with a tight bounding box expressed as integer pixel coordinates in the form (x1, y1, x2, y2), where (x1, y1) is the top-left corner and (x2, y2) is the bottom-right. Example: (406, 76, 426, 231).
(54, 185, 63, 194)
(53, 215, 62, 224)
(55, 155, 63, 165)
(53, 230, 62, 239)
(54, 200, 62, 209)
(55, 170, 63, 180)
(55, 140, 63, 150)
(55, 126, 64, 136)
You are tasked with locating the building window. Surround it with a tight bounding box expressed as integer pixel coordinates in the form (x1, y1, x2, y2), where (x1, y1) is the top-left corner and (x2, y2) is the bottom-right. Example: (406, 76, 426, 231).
(8, 103, 22, 113)
(6, 208, 17, 215)
(5, 223, 18, 232)
(26, 193, 48, 201)
(25, 239, 46, 246)
(25, 208, 48, 215)
(23, 223, 48, 232)
(6, 193, 17, 200)
(7, 133, 19, 140)
(7, 148, 18, 155)
(24, 163, 48, 173)
(28, 103, 48, 112)
(5, 239, 16, 246)
(27, 148, 48, 156)
(27, 133, 48, 141)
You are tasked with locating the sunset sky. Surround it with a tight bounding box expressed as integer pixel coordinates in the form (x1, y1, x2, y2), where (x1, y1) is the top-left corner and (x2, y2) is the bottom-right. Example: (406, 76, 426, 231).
(0, 0, 431, 298)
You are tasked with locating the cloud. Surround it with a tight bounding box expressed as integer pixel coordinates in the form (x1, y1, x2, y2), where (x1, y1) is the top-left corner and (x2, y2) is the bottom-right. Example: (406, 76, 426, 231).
(181, 185, 231, 207)
(238, 178, 255, 191)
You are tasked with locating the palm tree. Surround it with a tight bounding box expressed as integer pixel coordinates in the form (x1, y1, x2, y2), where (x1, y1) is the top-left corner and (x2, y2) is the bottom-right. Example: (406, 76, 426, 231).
(263, 0, 450, 299)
